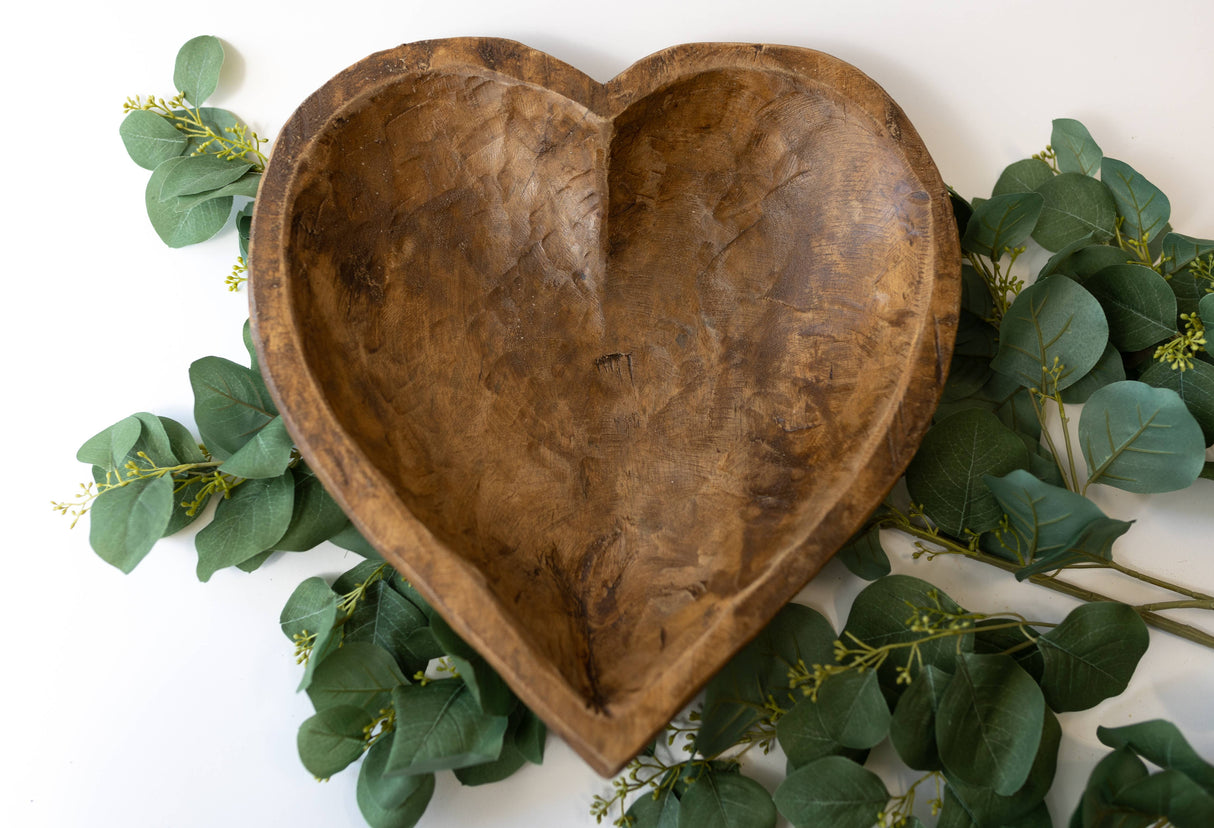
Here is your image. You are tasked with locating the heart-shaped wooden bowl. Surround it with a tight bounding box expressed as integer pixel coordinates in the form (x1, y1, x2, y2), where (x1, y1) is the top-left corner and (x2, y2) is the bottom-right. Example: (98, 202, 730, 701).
(249, 37, 959, 776)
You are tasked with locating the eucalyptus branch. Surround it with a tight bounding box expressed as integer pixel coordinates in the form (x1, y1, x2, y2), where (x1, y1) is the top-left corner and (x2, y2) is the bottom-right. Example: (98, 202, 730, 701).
(123, 92, 269, 169)
(871, 507, 1214, 650)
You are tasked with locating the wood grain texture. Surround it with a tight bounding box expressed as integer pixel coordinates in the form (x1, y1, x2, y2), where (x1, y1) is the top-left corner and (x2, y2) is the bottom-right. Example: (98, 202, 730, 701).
(249, 37, 960, 776)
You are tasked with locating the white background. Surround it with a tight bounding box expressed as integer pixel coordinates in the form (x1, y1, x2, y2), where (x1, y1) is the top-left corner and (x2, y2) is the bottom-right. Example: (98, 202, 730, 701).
(5, 1, 1213, 826)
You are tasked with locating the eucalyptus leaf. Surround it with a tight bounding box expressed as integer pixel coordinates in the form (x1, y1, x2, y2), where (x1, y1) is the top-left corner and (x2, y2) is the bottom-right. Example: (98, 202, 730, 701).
(172, 171, 261, 207)
(190, 355, 278, 459)
(696, 604, 836, 756)
(453, 706, 530, 786)
(272, 466, 351, 551)
(119, 110, 188, 170)
(1079, 380, 1206, 492)
(145, 156, 233, 247)
(1113, 769, 1214, 827)
(307, 641, 407, 714)
(158, 153, 252, 199)
(962, 192, 1044, 258)
(331, 523, 384, 561)
(1201, 293, 1214, 334)
(513, 706, 547, 765)
(1061, 342, 1126, 405)
(1084, 264, 1177, 351)
(1063, 244, 1135, 284)
(1102, 157, 1171, 244)
(159, 416, 206, 464)
(992, 158, 1055, 198)
(297, 704, 372, 778)
(1162, 232, 1214, 275)
(904, 408, 1031, 536)
(937, 652, 1045, 796)
(174, 35, 224, 106)
(237, 200, 254, 259)
(888, 664, 950, 770)
(357, 739, 435, 828)
(973, 619, 1043, 682)
(1071, 747, 1151, 828)
(217, 415, 294, 478)
(1038, 602, 1148, 712)
(834, 525, 890, 580)
(624, 785, 679, 828)
(991, 276, 1109, 391)
(385, 680, 509, 775)
(89, 475, 175, 573)
(195, 471, 294, 580)
(280, 576, 338, 658)
(1039, 234, 1098, 280)
(1015, 513, 1132, 580)
(960, 264, 994, 319)
(1032, 173, 1117, 251)
(1097, 720, 1214, 794)
(772, 756, 888, 828)
(428, 613, 516, 717)
(77, 415, 143, 470)
(946, 710, 1061, 826)
(841, 576, 973, 697)
(235, 549, 274, 573)
(677, 769, 777, 828)
(1052, 119, 1103, 176)
(776, 692, 870, 771)
(343, 580, 431, 678)
(984, 469, 1125, 572)
(813, 668, 891, 750)
(1140, 360, 1214, 445)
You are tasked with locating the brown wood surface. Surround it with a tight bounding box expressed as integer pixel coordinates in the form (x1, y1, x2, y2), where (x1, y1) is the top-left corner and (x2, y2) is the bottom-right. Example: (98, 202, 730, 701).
(249, 37, 960, 776)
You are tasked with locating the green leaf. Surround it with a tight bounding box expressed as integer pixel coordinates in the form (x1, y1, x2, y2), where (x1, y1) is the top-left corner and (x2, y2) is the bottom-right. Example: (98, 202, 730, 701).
(1114, 770, 1214, 827)
(331, 524, 384, 560)
(145, 156, 233, 247)
(308, 641, 407, 714)
(677, 769, 777, 828)
(272, 465, 351, 551)
(1202, 293, 1214, 332)
(904, 408, 1031, 536)
(1061, 342, 1126, 405)
(773, 756, 888, 828)
(217, 415, 293, 478)
(960, 265, 994, 318)
(937, 652, 1045, 796)
(1084, 264, 1178, 351)
(345, 580, 432, 678)
(1140, 360, 1214, 445)
(1101, 158, 1171, 243)
(973, 619, 1043, 682)
(159, 416, 206, 464)
(1098, 720, 1214, 794)
(280, 575, 339, 691)
(172, 171, 260, 206)
(77, 416, 143, 470)
(356, 739, 435, 828)
(946, 709, 1061, 826)
(1162, 232, 1214, 275)
(1038, 602, 1148, 712)
(428, 614, 516, 717)
(1059, 243, 1135, 284)
(888, 665, 951, 771)
(962, 192, 1044, 258)
(385, 680, 509, 775)
(297, 704, 372, 778)
(1032, 173, 1117, 251)
(814, 668, 891, 750)
(984, 469, 1129, 573)
(991, 276, 1110, 391)
(1079, 380, 1206, 492)
(841, 576, 973, 697)
(452, 705, 531, 786)
(158, 153, 252, 199)
(174, 35, 224, 106)
(834, 526, 890, 580)
(1039, 233, 1099, 280)
(1072, 747, 1152, 828)
(190, 355, 277, 458)
(195, 472, 294, 580)
(119, 110, 188, 170)
(513, 706, 547, 765)
(88, 475, 174, 572)
(696, 604, 836, 756)
(1052, 118, 1102, 176)
(776, 693, 869, 771)
(1015, 514, 1132, 580)
(992, 158, 1055, 198)
(625, 785, 680, 828)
